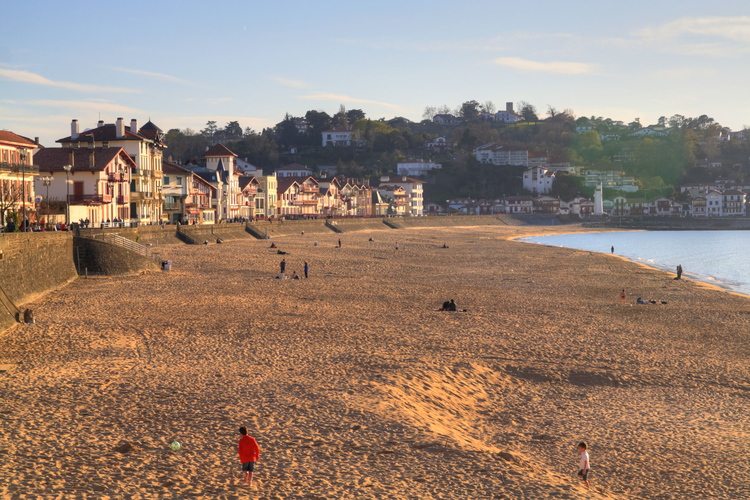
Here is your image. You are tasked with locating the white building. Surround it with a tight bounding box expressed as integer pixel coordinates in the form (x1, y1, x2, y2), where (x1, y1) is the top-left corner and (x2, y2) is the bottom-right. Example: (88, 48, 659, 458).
(379, 175, 424, 216)
(276, 163, 312, 178)
(397, 160, 442, 177)
(322, 128, 357, 147)
(424, 136, 447, 150)
(523, 167, 556, 194)
(583, 168, 639, 192)
(494, 102, 522, 123)
(473, 142, 529, 166)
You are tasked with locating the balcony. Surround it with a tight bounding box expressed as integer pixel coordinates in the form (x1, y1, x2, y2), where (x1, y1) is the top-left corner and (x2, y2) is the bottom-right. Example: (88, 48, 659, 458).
(68, 194, 111, 204)
(299, 185, 319, 193)
(292, 198, 319, 205)
(130, 192, 154, 200)
(0, 162, 39, 174)
(164, 203, 182, 210)
(108, 173, 126, 182)
(243, 187, 258, 195)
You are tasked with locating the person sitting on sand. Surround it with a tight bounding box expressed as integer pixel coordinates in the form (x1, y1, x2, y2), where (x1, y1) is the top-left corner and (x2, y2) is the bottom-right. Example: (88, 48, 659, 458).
(440, 300, 451, 311)
(270, 242, 277, 248)
(442, 243, 449, 248)
(292, 271, 300, 280)
(447, 299, 457, 311)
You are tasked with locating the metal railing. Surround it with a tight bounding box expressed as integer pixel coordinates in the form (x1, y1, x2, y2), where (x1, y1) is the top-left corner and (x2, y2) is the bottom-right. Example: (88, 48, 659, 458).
(88, 233, 161, 263)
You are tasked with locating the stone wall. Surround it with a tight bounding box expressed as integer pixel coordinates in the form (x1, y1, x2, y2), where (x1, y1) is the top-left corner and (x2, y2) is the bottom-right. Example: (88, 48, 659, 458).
(248, 220, 334, 238)
(73, 237, 159, 276)
(0, 232, 78, 330)
(78, 225, 181, 246)
(325, 219, 390, 233)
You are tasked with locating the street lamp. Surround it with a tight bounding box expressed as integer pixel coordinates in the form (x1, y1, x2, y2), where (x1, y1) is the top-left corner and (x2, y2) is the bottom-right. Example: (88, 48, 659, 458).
(63, 165, 72, 226)
(19, 148, 28, 231)
(40, 175, 53, 224)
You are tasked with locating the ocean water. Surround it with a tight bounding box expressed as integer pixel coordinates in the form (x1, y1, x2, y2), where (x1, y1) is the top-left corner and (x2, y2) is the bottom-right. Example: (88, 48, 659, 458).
(520, 231, 750, 296)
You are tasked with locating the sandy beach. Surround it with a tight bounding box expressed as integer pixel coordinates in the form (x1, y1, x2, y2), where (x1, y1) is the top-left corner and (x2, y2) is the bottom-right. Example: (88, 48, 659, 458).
(1, 224, 748, 499)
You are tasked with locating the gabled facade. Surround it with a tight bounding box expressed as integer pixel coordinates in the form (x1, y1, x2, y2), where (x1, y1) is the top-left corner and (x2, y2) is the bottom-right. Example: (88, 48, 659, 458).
(163, 161, 194, 223)
(256, 174, 277, 219)
(379, 175, 423, 216)
(473, 143, 529, 166)
(204, 143, 246, 220)
(34, 147, 134, 226)
(57, 118, 165, 222)
(0, 131, 39, 228)
(523, 167, 556, 194)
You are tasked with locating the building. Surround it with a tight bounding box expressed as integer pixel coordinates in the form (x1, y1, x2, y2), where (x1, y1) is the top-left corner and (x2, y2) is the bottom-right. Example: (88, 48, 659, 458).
(34, 147, 134, 226)
(277, 177, 320, 217)
(424, 136, 447, 150)
(375, 185, 409, 216)
(692, 189, 747, 216)
(162, 161, 193, 223)
(322, 128, 358, 147)
(432, 114, 463, 125)
(256, 174, 277, 219)
(583, 166, 639, 192)
(276, 163, 312, 178)
(494, 102, 522, 123)
(204, 144, 247, 220)
(473, 143, 529, 166)
(396, 160, 442, 177)
(239, 176, 261, 218)
(523, 167, 556, 194)
(504, 195, 533, 214)
(379, 175, 424, 216)
(0, 131, 39, 228)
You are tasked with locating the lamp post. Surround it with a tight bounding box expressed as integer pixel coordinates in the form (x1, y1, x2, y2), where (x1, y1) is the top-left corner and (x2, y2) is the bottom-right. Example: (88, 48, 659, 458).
(40, 175, 52, 226)
(19, 148, 28, 231)
(63, 165, 72, 226)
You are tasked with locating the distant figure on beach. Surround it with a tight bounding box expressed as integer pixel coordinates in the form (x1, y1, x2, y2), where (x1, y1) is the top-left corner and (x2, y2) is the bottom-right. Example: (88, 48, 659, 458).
(338, 239, 342, 248)
(620, 289, 626, 302)
(448, 299, 457, 311)
(442, 243, 449, 248)
(577, 442, 590, 489)
(304, 261, 309, 279)
(676, 264, 683, 280)
(440, 300, 451, 311)
(637, 297, 668, 305)
(611, 246, 614, 254)
(292, 271, 300, 280)
(238, 427, 260, 487)
(395, 242, 399, 251)
(270, 242, 276, 248)
(279, 258, 286, 278)
(368, 237, 374, 242)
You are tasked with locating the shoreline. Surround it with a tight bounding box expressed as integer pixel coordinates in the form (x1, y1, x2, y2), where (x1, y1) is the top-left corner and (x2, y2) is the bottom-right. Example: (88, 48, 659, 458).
(513, 231, 750, 300)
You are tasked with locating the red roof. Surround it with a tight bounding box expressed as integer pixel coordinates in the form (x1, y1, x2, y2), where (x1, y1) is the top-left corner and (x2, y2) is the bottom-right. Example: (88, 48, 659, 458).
(0, 131, 38, 147)
(163, 161, 193, 175)
(204, 144, 237, 157)
(34, 147, 136, 173)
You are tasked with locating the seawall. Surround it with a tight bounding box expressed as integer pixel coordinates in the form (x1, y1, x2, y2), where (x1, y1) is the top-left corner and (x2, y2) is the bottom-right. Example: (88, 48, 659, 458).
(0, 232, 78, 331)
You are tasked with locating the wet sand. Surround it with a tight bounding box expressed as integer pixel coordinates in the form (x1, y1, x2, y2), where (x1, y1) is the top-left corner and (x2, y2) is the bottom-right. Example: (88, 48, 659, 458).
(1, 224, 748, 499)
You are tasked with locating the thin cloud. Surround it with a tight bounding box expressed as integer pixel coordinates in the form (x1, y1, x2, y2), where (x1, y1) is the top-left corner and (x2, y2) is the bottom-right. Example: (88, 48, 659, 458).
(29, 100, 141, 114)
(273, 76, 308, 88)
(299, 92, 400, 110)
(0, 67, 137, 93)
(493, 57, 593, 75)
(110, 67, 190, 84)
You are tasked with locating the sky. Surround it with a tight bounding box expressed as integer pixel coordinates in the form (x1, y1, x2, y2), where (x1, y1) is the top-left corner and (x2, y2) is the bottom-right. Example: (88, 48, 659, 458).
(2, 0, 750, 147)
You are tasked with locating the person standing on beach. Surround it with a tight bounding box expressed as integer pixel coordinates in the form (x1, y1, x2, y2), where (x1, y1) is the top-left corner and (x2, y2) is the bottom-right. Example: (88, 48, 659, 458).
(620, 289, 626, 303)
(611, 246, 614, 254)
(676, 264, 683, 280)
(280, 258, 286, 278)
(304, 261, 309, 279)
(577, 442, 591, 489)
(238, 427, 260, 487)
(338, 238, 342, 248)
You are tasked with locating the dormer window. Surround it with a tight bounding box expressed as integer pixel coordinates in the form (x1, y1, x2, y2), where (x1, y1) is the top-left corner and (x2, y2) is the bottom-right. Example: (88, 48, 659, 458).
(102, 142, 109, 148)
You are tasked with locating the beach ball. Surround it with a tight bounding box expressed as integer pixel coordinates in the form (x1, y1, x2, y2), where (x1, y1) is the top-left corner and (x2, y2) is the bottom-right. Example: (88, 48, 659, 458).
(170, 441, 181, 451)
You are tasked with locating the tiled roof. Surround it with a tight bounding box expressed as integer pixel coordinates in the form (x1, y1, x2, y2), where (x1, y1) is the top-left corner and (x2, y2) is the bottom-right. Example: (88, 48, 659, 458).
(163, 161, 192, 175)
(0, 131, 38, 147)
(34, 147, 135, 173)
(322, 128, 354, 133)
(380, 175, 424, 184)
(277, 178, 300, 193)
(277, 163, 310, 171)
(57, 124, 148, 143)
(204, 143, 237, 157)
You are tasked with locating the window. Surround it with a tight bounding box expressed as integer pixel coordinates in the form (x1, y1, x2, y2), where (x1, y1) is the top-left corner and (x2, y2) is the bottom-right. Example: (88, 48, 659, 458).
(164, 176, 170, 185)
(177, 177, 182, 186)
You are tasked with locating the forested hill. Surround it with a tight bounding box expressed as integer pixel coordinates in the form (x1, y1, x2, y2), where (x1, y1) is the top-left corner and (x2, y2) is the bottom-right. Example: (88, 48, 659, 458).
(162, 103, 750, 202)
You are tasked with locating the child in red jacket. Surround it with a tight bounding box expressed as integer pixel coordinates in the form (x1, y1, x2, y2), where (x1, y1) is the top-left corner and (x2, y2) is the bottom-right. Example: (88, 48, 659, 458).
(238, 427, 260, 486)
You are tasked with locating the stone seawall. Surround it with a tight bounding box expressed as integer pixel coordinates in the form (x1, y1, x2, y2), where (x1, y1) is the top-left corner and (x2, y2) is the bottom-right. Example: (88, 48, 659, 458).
(73, 238, 159, 275)
(0, 232, 78, 330)
(248, 220, 334, 238)
(325, 219, 390, 233)
(79, 225, 181, 246)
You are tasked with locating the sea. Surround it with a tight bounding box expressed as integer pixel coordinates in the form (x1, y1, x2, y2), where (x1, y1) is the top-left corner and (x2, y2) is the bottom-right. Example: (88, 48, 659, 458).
(520, 230, 750, 296)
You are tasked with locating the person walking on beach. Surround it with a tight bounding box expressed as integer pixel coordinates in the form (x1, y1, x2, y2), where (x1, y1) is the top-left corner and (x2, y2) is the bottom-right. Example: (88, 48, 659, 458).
(237, 427, 260, 487)
(620, 289, 626, 303)
(577, 442, 591, 489)
(338, 238, 342, 248)
(611, 246, 614, 254)
(395, 241, 399, 251)
(676, 264, 683, 280)
(280, 258, 286, 278)
(304, 261, 309, 279)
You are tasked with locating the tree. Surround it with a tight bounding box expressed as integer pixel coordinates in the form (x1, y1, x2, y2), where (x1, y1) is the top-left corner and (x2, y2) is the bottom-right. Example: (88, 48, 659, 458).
(422, 106, 437, 120)
(459, 100, 481, 121)
(224, 121, 243, 138)
(346, 109, 366, 123)
(547, 105, 558, 118)
(576, 130, 604, 163)
(436, 105, 452, 115)
(0, 180, 21, 229)
(549, 172, 581, 200)
(481, 101, 496, 114)
(517, 101, 538, 122)
(201, 121, 218, 137)
(275, 113, 301, 149)
(333, 104, 348, 129)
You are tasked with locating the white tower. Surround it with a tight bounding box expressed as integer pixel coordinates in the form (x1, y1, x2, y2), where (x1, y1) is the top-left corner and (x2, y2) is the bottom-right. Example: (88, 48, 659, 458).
(594, 183, 604, 215)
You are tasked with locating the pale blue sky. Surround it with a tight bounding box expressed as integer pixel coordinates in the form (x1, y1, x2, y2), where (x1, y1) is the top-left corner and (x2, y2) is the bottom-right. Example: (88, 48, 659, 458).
(2, 1, 749, 146)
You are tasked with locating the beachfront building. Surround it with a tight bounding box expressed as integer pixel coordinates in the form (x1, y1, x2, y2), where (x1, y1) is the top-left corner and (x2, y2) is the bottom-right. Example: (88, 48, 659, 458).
(204, 144, 247, 220)
(239, 176, 261, 219)
(473, 143, 529, 166)
(277, 177, 319, 217)
(691, 189, 747, 217)
(256, 174, 277, 219)
(379, 175, 424, 216)
(34, 147, 134, 226)
(523, 166, 556, 194)
(317, 177, 342, 216)
(375, 185, 409, 216)
(396, 160, 442, 177)
(57, 118, 165, 223)
(0, 131, 39, 229)
(504, 195, 533, 214)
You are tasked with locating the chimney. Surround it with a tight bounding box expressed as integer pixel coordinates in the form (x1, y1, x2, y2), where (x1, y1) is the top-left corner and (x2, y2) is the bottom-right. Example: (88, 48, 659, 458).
(116, 117, 125, 138)
(34, 137, 39, 145)
(130, 119, 137, 133)
(69, 150, 75, 167)
(71, 119, 79, 140)
(506, 102, 513, 113)
(98, 120, 104, 128)
(89, 150, 95, 168)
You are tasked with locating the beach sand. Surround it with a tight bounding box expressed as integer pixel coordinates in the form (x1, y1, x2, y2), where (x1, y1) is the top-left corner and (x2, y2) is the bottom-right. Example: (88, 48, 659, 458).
(1, 224, 748, 499)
